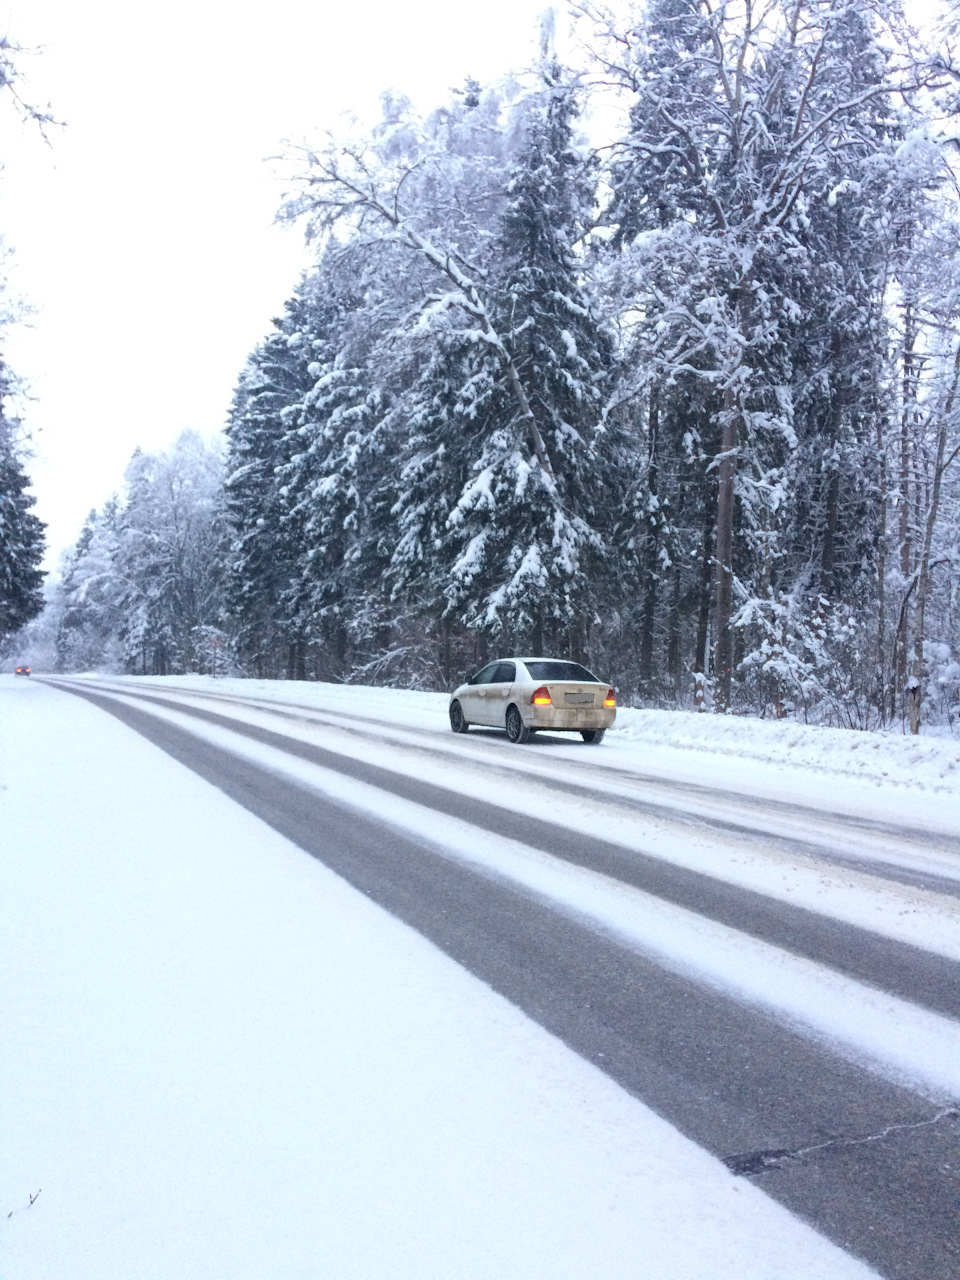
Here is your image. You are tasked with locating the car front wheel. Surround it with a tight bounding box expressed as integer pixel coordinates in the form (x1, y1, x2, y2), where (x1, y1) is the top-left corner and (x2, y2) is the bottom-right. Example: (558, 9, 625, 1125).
(581, 729, 605, 744)
(505, 704, 532, 744)
(449, 700, 470, 734)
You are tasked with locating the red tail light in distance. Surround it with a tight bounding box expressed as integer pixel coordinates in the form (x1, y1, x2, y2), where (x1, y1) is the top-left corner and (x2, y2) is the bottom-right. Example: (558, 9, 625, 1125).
(531, 685, 552, 706)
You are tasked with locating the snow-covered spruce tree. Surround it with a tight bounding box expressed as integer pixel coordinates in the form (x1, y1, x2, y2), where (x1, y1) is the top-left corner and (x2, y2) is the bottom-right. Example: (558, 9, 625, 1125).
(386, 313, 502, 681)
(277, 83, 526, 676)
(436, 63, 616, 655)
(224, 84, 520, 685)
(0, 384, 45, 645)
(223, 283, 320, 677)
(272, 245, 384, 682)
(365, 85, 528, 681)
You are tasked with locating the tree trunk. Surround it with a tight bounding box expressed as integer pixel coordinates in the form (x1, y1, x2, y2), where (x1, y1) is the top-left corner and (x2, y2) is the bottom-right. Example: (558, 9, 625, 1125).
(666, 566, 682, 699)
(531, 615, 544, 658)
(895, 298, 919, 711)
(820, 468, 839, 597)
(336, 618, 348, 681)
(875, 416, 888, 724)
(639, 388, 660, 697)
(907, 344, 960, 733)
(694, 508, 714, 711)
(713, 387, 738, 712)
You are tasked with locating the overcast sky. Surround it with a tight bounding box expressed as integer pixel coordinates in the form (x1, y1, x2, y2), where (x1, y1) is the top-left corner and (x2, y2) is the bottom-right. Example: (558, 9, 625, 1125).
(0, 0, 556, 567)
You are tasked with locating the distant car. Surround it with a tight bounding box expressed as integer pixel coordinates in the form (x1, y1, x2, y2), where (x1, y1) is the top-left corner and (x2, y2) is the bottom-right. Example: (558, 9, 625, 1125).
(449, 657, 616, 744)
(14, 665, 30, 676)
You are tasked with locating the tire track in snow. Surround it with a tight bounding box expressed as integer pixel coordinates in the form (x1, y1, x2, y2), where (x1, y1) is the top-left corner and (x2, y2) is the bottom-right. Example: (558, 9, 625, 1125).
(49, 677, 960, 1023)
(58, 675, 960, 895)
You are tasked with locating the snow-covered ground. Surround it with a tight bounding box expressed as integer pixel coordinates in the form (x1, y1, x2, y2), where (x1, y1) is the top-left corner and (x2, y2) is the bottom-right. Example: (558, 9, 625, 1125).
(4, 674, 956, 1278)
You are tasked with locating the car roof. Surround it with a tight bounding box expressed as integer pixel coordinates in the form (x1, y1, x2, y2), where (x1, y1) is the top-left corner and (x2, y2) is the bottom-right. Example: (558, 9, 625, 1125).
(485, 657, 604, 672)
(493, 656, 577, 663)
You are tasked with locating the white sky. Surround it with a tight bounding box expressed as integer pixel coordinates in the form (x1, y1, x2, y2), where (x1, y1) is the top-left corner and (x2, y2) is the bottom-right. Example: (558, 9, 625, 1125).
(0, 0, 554, 568)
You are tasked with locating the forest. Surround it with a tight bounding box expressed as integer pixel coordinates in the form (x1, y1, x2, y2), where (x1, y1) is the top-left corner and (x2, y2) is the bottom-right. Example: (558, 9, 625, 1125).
(12, 0, 960, 733)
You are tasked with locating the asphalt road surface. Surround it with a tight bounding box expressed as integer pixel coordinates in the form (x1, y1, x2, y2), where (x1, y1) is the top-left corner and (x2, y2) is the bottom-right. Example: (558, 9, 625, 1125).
(47, 678, 960, 1280)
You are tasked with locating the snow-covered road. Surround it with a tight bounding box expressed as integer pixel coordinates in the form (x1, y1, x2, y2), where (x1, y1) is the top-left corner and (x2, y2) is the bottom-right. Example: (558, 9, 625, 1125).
(4, 674, 959, 1279)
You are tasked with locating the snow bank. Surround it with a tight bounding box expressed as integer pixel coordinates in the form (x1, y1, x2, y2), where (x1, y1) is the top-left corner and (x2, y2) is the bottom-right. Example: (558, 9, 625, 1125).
(614, 708, 960, 793)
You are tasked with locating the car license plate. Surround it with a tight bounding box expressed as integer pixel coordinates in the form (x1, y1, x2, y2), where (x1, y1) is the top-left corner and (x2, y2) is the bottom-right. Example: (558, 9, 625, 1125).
(564, 693, 595, 705)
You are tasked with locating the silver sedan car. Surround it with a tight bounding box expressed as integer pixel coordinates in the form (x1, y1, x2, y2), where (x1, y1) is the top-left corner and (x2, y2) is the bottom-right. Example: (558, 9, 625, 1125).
(449, 657, 616, 744)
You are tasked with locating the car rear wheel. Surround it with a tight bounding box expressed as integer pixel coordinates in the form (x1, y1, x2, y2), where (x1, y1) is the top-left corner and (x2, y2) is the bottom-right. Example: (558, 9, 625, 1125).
(581, 729, 605, 744)
(505, 704, 532, 744)
(449, 700, 470, 734)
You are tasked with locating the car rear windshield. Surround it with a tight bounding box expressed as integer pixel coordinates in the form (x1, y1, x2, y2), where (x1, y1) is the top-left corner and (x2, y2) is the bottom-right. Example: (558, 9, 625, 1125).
(524, 660, 601, 682)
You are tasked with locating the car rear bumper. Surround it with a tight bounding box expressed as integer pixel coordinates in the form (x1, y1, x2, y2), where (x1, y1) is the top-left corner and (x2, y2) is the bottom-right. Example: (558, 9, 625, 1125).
(524, 705, 616, 731)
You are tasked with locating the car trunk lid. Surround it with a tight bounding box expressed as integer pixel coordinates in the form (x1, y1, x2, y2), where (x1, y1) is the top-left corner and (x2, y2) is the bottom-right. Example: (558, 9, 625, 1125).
(538, 681, 603, 707)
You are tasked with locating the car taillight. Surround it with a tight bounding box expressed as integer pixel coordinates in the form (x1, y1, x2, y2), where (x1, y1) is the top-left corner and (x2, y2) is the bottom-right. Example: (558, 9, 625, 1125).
(531, 685, 552, 706)
(604, 688, 616, 708)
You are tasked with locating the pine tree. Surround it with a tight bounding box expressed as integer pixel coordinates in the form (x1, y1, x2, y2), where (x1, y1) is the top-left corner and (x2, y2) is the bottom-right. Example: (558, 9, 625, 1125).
(273, 248, 378, 679)
(223, 284, 319, 676)
(0, 389, 45, 644)
(429, 66, 615, 654)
